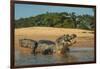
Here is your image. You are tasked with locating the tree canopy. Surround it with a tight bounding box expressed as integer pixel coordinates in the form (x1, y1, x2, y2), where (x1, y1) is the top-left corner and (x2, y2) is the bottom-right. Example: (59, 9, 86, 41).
(15, 12, 95, 30)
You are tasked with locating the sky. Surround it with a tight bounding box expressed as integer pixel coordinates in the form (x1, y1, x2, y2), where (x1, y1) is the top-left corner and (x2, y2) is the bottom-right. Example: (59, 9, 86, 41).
(15, 4, 94, 20)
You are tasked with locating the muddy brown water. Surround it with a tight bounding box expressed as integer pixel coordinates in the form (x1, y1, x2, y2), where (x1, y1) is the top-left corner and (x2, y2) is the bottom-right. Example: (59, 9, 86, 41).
(15, 48, 94, 66)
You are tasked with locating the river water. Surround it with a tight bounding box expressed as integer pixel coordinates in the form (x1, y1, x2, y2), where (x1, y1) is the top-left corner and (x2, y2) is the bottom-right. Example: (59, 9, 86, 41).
(15, 48, 94, 66)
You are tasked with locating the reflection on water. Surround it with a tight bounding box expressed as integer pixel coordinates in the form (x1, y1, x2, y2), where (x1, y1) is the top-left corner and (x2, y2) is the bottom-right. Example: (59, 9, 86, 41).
(15, 48, 94, 66)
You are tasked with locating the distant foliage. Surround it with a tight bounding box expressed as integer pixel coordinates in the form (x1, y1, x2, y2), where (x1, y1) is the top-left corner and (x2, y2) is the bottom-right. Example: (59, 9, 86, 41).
(15, 12, 95, 30)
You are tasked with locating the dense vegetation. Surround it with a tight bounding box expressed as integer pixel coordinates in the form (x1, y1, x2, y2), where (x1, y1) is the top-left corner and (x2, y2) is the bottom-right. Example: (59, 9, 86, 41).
(15, 12, 95, 30)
